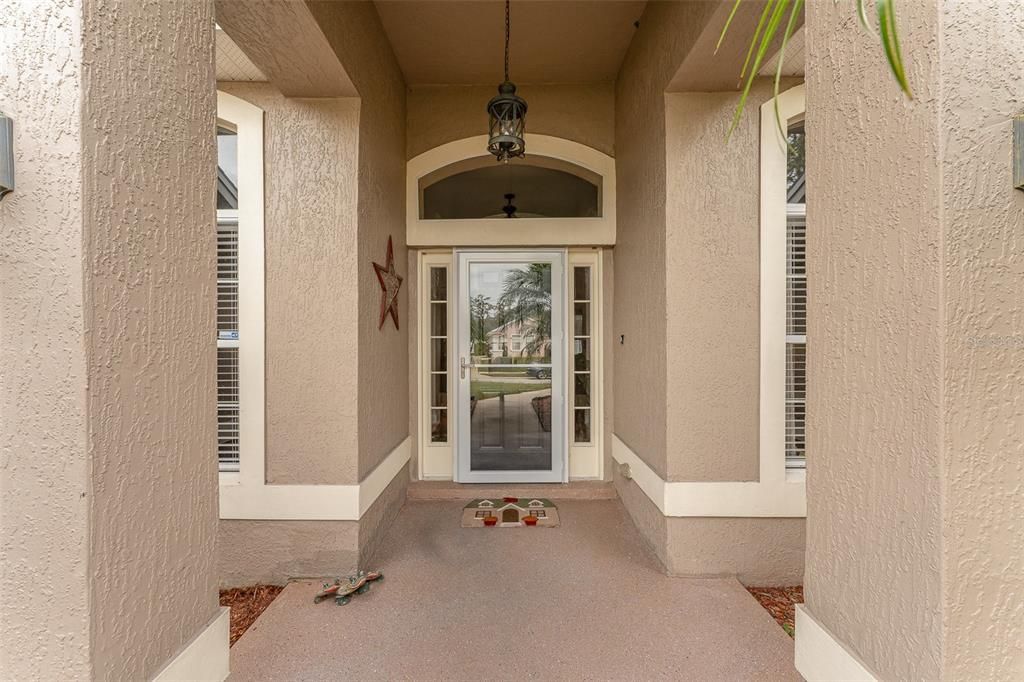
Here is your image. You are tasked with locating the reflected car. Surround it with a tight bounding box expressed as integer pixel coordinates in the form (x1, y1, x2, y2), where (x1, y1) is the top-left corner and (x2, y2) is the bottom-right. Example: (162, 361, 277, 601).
(526, 367, 551, 380)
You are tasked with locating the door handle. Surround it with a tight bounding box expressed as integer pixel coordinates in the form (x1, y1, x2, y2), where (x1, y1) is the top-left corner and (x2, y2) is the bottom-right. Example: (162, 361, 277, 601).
(460, 357, 471, 380)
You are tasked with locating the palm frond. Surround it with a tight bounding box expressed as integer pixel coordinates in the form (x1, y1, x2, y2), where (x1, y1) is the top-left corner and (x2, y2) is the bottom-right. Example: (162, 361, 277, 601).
(771, 0, 805, 144)
(719, 0, 913, 139)
(877, 0, 913, 97)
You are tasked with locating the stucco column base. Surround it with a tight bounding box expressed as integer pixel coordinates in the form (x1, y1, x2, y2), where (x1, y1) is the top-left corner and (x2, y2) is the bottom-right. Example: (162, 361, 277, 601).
(218, 468, 409, 587)
(614, 469, 804, 586)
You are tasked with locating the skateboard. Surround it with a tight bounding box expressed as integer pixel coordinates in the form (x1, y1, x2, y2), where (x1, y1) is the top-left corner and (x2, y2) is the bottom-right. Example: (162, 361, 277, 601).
(313, 570, 384, 605)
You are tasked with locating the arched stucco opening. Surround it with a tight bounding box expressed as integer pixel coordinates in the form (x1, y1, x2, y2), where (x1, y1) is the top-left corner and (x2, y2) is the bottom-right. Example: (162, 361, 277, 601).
(406, 134, 616, 246)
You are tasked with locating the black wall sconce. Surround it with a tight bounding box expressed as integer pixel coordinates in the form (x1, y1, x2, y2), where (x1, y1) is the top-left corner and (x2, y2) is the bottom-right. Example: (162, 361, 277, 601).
(0, 114, 13, 201)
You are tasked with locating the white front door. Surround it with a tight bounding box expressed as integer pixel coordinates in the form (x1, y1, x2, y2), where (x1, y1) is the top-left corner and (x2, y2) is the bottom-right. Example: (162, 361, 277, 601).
(455, 250, 566, 482)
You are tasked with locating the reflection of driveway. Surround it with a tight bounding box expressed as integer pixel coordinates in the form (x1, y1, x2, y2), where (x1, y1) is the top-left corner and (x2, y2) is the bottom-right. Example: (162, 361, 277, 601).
(470, 389, 551, 471)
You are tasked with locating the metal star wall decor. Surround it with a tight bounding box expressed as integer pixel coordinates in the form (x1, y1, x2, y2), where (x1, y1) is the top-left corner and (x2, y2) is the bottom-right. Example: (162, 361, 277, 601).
(373, 235, 403, 330)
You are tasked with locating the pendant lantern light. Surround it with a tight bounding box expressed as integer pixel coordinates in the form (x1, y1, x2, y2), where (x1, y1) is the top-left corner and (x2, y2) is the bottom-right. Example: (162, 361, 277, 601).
(486, 0, 527, 163)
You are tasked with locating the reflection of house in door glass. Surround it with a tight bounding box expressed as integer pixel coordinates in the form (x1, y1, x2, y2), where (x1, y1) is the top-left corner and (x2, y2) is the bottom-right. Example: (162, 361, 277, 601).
(468, 261, 554, 472)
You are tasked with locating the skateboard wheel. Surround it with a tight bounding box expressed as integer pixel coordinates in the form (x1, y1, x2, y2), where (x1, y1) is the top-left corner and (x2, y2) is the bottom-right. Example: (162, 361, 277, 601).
(337, 596, 350, 606)
(313, 596, 323, 604)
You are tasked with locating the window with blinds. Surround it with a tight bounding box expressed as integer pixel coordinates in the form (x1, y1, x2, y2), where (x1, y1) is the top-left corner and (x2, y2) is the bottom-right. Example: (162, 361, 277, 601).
(785, 121, 806, 469)
(217, 124, 240, 472)
(217, 215, 240, 471)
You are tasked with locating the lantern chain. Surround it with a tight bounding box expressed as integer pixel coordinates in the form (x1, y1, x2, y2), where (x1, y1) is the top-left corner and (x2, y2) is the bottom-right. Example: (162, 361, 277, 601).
(504, 0, 510, 83)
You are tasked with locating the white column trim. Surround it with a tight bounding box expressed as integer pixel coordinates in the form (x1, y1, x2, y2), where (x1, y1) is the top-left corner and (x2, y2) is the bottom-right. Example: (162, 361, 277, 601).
(219, 437, 411, 520)
(795, 605, 879, 681)
(152, 607, 230, 682)
(611, 435, 805, 517)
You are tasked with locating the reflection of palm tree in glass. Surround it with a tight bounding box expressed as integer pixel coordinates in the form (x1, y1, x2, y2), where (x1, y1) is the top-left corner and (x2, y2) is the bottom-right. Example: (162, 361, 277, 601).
(469, 294, 493, 356)
(499, 264, 552, 358)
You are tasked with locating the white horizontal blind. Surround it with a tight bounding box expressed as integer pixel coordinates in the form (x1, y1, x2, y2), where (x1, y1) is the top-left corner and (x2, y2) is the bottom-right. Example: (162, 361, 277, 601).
(217, 214, 240, 471)
(785, 205, 806, 468)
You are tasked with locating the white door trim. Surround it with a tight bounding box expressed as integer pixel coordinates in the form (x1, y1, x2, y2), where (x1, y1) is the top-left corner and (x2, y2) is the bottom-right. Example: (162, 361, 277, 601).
(454, 249, 567, 483)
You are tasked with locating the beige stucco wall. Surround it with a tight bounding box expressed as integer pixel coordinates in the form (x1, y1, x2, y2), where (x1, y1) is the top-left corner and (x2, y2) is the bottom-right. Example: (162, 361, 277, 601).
(614, 471, 805, 585)
(601, 249, 615, 480)
(2, 1, 219, 678)
(219, 82, 362, 485)
(406, 83, 615, 160)
(613, 1, 719, 480)
(803, 0, 1024, 679)
(616, 3, 793, 485)
(218, 465, 408, 587)
(308, 1, 410, 481)
(219, 520, 359, 586)
(0, 1, 90, 677)
(664, 82, 796, 482)
(940, 2, 1024, 677)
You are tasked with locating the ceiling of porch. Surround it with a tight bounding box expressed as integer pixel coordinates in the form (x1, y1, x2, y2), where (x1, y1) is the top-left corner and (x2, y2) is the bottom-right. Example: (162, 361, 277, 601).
(373, 0, 647, 85)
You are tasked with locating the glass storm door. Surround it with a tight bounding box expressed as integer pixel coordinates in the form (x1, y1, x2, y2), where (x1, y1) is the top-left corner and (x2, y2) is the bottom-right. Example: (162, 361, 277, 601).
(455, 251, 565, 483)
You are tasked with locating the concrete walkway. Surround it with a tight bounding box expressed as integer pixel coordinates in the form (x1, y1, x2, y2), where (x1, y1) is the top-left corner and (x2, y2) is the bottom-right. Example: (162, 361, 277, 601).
(229, 500, 798, 681)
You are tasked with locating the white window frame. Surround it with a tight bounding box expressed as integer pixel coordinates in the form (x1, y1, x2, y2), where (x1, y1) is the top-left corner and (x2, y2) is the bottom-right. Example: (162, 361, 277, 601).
(418, 251, 455, 479)
(406, 135, 616, 247)
(567, 249, 603, 480)
(760, 83, 807, 484)
(216, 91, 265, 485)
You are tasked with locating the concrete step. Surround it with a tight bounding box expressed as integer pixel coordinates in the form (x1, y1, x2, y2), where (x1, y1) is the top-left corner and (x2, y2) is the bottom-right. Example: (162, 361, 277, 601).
(407, 480, 617, 501)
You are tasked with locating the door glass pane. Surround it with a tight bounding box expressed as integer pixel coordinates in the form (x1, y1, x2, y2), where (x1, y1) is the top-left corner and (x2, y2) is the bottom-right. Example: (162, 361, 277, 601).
(573, 373, 591, 408)
(573, 338, 590, 371)
(430, 338, 447, 372)
(430, 409, 447, 443)
(573, 302, 590, 336)
(430, 302, 447, 336)
(431, 373, 447, 407)
(573, 266, 590, 301)
(468, 261, 552, 471)
(574, 409, 591, 443)
(430, 267, 447, 300)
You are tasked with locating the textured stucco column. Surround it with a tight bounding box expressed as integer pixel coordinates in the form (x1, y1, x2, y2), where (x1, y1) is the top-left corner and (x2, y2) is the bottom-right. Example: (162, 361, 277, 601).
(804, 1, 1023, 679)
(0, 1, 220, 679)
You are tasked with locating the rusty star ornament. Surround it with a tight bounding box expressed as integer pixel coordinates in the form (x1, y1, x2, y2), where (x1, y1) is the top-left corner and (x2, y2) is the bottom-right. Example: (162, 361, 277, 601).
(373, 236, 403, 330)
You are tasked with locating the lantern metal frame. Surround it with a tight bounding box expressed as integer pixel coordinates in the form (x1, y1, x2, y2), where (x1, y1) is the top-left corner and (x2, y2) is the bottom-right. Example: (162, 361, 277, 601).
(486, 1, 527, 162)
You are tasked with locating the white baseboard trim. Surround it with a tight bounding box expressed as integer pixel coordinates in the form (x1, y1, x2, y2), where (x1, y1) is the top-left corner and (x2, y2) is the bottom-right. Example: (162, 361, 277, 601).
(219, 437, 411, 520)
(611, 434, 805, 517)
(795, 604, 878, 681)
(152, 606, 230, 681)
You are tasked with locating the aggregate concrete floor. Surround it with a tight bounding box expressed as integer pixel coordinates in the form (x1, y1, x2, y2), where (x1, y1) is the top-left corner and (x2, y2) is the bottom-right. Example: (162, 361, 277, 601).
(229, 500, 799, 681)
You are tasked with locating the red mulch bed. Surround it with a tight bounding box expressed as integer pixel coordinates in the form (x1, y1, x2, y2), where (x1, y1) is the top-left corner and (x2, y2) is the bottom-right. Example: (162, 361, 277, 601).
(220, 585, 284, 646)
(746, 585, 803, 637)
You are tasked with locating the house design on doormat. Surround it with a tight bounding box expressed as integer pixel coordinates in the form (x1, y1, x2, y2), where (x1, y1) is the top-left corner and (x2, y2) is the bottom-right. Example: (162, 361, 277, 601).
(462, 498, 560, 528)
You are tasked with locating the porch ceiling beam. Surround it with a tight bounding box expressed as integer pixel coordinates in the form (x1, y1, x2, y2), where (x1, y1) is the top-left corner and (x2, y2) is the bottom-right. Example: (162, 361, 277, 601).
(216, 0, 358, 97)
(667, 0, 805, 92)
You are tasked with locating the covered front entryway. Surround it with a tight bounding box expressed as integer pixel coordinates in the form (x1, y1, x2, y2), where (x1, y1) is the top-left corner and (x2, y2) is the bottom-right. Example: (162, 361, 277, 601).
(228, 497, 799, 680)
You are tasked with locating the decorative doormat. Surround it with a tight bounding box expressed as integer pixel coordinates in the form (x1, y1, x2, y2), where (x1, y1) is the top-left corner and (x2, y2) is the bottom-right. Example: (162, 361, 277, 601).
(462, 497, 560, 528)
